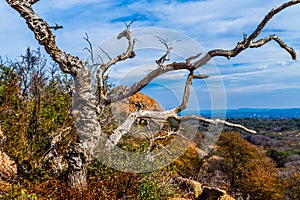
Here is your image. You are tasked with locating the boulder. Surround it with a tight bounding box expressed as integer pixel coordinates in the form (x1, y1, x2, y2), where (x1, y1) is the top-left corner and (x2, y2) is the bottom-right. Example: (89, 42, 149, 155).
(111, 86, 163, 120)
(0, 126, 17, 180)
(196, 186, 235, 200)
(0, 151, 17, 180)
(172, 175, 235, 200)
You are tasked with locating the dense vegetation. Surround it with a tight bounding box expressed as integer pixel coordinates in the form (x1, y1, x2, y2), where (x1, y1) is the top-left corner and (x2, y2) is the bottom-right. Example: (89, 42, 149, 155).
(0, 49, 299, 199)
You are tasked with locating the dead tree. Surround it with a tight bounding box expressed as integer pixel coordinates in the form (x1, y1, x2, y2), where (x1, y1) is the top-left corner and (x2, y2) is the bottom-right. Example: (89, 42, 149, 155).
(5, 0, 300, 188)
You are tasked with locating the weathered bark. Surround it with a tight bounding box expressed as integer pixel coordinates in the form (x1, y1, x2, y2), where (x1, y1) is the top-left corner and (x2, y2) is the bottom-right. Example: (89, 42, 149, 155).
(5, 0, 300, 189)
(68, 67, 103, 187)
(106, 72, 256, 148)
(66, 144, 89, 187)
(5, 0, 102, 187)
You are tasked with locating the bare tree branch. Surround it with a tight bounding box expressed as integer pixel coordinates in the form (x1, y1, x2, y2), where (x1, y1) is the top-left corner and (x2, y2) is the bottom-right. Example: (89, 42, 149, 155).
(146, 128, 189, 155)
(193, 74, 209, 79)
(181, 115, 257, 134)
(106, 107, 256, 148)
(107, 0, 299, 104)
(6, 0, 84, 76)
(101, 29, 136, 73)
(106, 110, 176, 147)
(192, 0, 299, 68)
(98, 46, 112, 61)
(186, 52, 202, 64)
(96, 28, 136, 104)
(152, 129, 188, 143)
(124, 17, 139, 29)
(49, 23, 63, 30)
(250, 34, 296, 59)
(83, 33, 94, 65)
(156, 143, 173, 155)
(175, 73, 208, 113)
(106, 66, 170, 103)
(155, 37, 173, 68)
(247, 1, 299, 44)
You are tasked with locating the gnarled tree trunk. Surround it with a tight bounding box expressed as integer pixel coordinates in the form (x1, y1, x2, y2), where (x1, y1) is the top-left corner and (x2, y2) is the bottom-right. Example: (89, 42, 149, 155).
(5, 0, 300, 189)
(5, 0, 102, 187)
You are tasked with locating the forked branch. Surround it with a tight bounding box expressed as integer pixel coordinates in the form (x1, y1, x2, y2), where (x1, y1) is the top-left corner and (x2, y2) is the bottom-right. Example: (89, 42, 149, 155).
(100, 28, 136, 73)
(250, 34, 296, 59)
(6, 0, 299, 155)
(192, 0, 299, 68)
(96, 27, 136, 103)
(106, 0, 299, 104)
(124, 17, 139, 29)
(6, 0, 84, 76)
(106, 70, 256, 148)
(105, 108, 257, 148)
(83, 33, 94, 65)
(155, 37, 177, 68)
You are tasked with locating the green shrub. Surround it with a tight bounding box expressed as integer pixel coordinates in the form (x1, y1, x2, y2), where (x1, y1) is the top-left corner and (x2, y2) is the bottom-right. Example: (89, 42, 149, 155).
(266, 149, 290, 168)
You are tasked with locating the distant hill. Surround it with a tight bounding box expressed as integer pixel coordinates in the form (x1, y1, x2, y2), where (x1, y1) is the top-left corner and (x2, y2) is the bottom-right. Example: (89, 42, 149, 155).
(183, 108, 300, 119)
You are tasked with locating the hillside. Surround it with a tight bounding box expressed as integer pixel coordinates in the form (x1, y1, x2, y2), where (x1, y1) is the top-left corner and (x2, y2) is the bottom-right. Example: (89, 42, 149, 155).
(0, 55, 299, 199)
(1, 93, 300, 199)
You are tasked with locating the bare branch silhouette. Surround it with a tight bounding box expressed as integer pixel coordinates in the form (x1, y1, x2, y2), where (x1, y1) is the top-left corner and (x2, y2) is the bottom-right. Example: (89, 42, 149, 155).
(49, 23, 63, 30)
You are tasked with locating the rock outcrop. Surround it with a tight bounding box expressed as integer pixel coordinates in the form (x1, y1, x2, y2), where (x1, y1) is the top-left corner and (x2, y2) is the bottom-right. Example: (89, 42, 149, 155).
(111, 86, 163, 123)
(173, 175, 234, 200)
(0, 126, 17, 181)
(196, 155, 230, 192)
(0, 151, 17, 180)
(196, 186, 235, 200)
(112, 90, 162, 119)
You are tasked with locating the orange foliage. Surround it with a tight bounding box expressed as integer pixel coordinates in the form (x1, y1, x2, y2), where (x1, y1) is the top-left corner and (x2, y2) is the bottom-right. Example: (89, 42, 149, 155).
(216, 131, 284, 200)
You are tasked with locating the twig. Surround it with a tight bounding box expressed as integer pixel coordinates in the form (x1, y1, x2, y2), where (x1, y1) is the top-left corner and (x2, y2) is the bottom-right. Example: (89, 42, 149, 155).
(83, 32, 94, 65)
(124, 16, 139, 29)
(49, 23, 63, 30)
(98, 46, 112, 61)
(106, 1, 300, 103)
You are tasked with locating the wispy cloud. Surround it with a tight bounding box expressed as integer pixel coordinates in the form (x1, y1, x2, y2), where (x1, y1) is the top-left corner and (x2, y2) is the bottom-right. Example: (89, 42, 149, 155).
(1, 0, 299, 109)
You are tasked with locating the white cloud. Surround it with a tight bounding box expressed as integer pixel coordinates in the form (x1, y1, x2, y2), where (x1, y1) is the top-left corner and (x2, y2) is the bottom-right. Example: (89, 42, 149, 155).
(211, 60, 300, 95)
(0, 3, 40, 57)
(35, 0, 110, 11)
(1, 0, 300, 108)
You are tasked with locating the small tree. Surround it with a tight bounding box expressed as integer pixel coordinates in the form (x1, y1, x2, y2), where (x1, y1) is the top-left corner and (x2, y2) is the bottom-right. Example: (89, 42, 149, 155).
(0, 48, 74, 180)
(217, 131, 283, 199)
(5, 0, 300, 188)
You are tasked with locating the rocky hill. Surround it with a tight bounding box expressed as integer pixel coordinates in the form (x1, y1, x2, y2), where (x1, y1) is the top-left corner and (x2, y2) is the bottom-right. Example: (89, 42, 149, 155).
(1, 86, 299, 199)
(111, 86, 163, 119)
(111, 89, 236, 199)
(0, 126, 17, 195)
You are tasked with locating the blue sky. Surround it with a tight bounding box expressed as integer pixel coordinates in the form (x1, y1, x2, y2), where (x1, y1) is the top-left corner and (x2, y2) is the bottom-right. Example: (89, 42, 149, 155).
(1, 0, 300, 110)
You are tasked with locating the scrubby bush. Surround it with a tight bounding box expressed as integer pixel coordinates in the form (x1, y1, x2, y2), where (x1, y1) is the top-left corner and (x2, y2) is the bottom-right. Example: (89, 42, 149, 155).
(216, 131, 284, 200)
(266, 149, 290, 168)
(0, 48, 75, 181)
